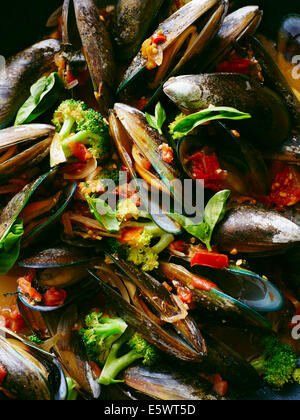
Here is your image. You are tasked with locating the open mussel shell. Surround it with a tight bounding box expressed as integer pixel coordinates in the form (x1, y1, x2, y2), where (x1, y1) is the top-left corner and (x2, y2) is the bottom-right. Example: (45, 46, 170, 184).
(190, 263, 284, 313)
(0, 39, 61, 129)
(117, 0, 228, 103)
(203, 6, 263, 71)
(122, 363, 224, 400)
(21, 181, 77, 249)
(0, 327, 67, 400)
(112, 0, 165, 61)
(88, 268, 205, 362)
(177, 121, 269, 196)
(249, 35, 300, 132)
(214, 204, 300, 255)
(42, 305, 101, 399)
(0, 124, 55, 151)
(110, 106, 182, 234)
(0, 137, 52, 183)
(159, 262, 271, 328)
(164, 73, 291, 148)
(107, 255, 207, 356)
(0, 168, 56, 244)
(19, 245, 102, 268)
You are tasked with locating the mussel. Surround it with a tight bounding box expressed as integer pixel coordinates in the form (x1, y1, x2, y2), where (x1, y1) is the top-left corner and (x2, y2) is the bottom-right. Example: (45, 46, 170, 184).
(110, 103, 183, 234)
(118, 0, 228, 106)
(177, 122, 269, 196)
(122, 363, 224, 400)
(18, 246, 102, 312)
(164, 73, 291, 147)
(0, 327, 67, 400)
(42, 305, 101, 399)
(159, 262, 272, 328)
(69, 0, 117, 114)
(214, 204, 300, 254)
(0, 124, 55, 185)
(202, 6, 263, 71)
(0, 39, 61, 129)
(88, 265, 207, 362)
(112, 0, 166, 61)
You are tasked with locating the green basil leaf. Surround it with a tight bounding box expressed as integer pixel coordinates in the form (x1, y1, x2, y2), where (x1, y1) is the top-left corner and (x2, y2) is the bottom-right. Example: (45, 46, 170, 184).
(204, 189, 231, 232)
(86, 196, 121, 233)
(172, 106, 252, 136)
(155, 102, 166, 132)
(15, 72, 64, 126)
(0, 219, 24, 275)
(168, 190, 230, 251)
(145, 102, 166, 135)
(145, 113, 159, 132)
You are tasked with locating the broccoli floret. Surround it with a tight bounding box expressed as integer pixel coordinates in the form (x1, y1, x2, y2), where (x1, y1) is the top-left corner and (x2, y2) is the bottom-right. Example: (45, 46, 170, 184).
(52, 99, 110, 161)
(120, 222, 174, 271)
(251, 336, 298, 389)
(98, 330, 159, 386)
(116, 199, 149, 223)
(80, 312, 128, 365)
(168, 113, 186, 142)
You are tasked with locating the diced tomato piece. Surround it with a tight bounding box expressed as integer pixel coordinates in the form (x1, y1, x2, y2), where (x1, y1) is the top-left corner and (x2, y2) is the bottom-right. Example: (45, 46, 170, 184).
(191, 251, 229, 269)
(188, 151, 227, 191)
(17, 270, 42, 305)
(43, 287, 67, 307)
(217, 58, 251, 75)
(69, 142, 92, 163)
(0, 364, 6, 386)
(120, 227, 144, 245)
(191, 275, 217, 292)
(177, 286, 193, 304)
(151, 33, 167, 45)
(133, 97, 150, 111)
(159, 143, 174, 165)
(169, 240, 189, 254)
(213, 374, 228, 397)
(4, 305, 26, 333)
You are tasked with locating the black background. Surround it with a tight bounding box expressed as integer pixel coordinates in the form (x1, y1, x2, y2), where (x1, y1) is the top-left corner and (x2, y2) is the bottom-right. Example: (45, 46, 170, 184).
(0, 0, 299, 58)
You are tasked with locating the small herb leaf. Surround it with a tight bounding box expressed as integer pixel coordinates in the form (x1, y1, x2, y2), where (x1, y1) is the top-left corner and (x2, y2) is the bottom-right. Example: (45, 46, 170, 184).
(172, 106, 251, 136)
(146, 102, 166, 135)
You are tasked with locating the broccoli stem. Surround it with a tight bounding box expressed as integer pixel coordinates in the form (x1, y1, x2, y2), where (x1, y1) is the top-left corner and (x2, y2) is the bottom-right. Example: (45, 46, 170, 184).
(60, 117, 75, 139)
(63, 131, 100, 145)
(151, 233, 174, 254)
(98, 331, 142, 386)
(251, 354, 267, 376)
